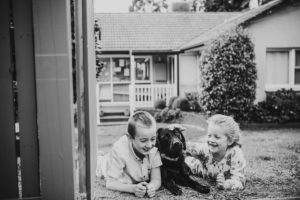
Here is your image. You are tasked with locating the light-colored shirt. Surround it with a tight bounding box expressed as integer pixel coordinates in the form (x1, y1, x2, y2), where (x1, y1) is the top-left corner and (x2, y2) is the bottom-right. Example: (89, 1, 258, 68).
(105, 135, 162, 184)
(185, 142, 246, 189)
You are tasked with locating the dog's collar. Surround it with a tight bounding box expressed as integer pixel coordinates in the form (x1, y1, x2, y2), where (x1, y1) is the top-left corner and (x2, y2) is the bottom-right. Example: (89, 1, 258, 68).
(161, 154, 179, 162)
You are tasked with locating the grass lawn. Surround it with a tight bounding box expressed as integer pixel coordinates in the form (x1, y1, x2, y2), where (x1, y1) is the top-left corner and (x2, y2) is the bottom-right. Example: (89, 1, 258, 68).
(95, 112, 300, 199)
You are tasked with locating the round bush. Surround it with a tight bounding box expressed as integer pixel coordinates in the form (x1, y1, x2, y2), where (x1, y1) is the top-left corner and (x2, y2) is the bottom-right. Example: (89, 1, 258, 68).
(154, 99, 166, 109)
(199, 26, 257, 121)
(172, 97, 190, 111)
(168, 96, 178, 109)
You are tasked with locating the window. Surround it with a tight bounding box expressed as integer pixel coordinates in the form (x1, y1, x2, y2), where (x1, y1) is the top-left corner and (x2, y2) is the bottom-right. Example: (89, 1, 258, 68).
(266, 49, 300, 91)
(97, 56, 131, 102)
(112, 58, 130, 82)
(295, 50, 300, 84)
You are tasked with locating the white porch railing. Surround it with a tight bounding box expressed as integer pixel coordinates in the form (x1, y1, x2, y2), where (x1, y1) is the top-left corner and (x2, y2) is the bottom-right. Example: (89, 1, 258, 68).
(129, 84, 176, 115)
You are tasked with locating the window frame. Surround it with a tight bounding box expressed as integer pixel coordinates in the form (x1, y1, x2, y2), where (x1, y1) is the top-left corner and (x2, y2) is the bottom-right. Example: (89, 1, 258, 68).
(97, 55, 131, 102)
(265, 48, 300, 92)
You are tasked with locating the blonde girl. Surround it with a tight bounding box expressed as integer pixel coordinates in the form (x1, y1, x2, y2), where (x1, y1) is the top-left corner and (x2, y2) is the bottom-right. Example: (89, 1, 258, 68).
(185, 114, 246, 190)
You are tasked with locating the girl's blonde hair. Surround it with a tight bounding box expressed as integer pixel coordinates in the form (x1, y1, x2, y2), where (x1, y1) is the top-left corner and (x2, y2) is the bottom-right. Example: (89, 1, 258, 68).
(208, 114, 241, 147)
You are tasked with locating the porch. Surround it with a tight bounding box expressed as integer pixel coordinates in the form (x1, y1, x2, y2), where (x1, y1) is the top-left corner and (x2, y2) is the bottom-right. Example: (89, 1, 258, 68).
(96, 53, 178, 124)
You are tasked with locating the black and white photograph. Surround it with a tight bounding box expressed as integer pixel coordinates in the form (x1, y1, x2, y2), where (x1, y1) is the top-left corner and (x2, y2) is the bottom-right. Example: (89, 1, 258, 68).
(0, 0, 299, 199)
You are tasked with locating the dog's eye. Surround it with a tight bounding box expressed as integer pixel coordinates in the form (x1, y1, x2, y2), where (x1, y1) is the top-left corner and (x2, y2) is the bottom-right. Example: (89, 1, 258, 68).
(163, 133, 171, 139)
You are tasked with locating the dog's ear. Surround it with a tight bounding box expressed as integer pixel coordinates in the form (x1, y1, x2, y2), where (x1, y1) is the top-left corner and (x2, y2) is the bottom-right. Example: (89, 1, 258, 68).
(178, 129, 186, 150)
(156, 128, 163, 149)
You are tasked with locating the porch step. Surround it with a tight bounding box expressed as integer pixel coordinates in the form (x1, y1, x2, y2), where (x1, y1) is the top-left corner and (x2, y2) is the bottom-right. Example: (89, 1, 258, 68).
(98, 121, 128, 126)
(102, 112, 125, 116)
(100, 115, 129, 124)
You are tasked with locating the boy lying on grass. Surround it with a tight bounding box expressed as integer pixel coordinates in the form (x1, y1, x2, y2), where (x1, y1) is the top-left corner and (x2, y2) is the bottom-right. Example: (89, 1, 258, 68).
(97, 111, 161, 198)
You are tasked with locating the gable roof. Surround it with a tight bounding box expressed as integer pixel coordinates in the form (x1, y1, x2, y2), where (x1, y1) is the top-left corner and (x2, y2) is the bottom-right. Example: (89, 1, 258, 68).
(180, 0, 286, 50)
(95, 12, 241, 52)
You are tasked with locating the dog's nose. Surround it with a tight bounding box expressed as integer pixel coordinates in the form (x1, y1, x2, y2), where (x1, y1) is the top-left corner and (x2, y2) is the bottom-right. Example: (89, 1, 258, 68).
(173, 141, 183, 150)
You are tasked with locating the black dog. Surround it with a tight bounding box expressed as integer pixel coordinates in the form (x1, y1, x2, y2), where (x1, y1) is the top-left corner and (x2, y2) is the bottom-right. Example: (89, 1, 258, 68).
(156, 127, 210, 195)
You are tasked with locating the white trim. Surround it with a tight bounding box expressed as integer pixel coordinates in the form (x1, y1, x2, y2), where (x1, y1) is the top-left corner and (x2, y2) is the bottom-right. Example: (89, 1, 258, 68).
(265, 84, 300, 92)
(289, 49, 295, 86)
(174, 54, 178, 96)
(98, 54, 130, 58)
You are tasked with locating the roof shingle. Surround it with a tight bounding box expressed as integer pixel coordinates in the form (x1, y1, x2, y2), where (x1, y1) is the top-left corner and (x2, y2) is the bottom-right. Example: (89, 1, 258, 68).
(95, 12, 241, 51)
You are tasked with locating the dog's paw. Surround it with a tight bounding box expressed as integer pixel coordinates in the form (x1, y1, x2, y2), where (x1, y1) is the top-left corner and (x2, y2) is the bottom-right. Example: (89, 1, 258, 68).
(195, 184, 210, 194)
(170, 186, 182, 196)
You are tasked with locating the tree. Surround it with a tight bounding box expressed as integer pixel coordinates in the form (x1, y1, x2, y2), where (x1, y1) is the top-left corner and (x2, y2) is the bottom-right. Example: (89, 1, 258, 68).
(204, 0, 275, 12)
(130, 0, 275, 13)
(199, 26, 257, 122)
(130, 0, 168, 12)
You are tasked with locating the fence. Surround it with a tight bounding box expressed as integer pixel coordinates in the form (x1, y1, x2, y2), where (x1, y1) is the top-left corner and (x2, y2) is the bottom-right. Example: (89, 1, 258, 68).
(129, 84, 176, 114)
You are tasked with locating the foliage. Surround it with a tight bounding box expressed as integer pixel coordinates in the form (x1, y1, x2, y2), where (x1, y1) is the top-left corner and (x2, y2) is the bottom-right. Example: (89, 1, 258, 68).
(154, 99, 166, 109)
(130, 0, 168, 12)
(129, 0, 275, 13)
(185, 92, 201, 111)
(199, 26, 257, 122)
(204, 0, 274, 12)
(249, 89, 300, 123)
(168, 96, 190, 111)
(154, 107, 182, 123)
(95, 20, 102, 79)
(167, 96, 178, 109)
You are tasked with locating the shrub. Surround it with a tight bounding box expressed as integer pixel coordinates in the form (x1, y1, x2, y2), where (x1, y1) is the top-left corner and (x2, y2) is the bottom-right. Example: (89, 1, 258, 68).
(185, 92, 201, 111)
(172, 97, 190, 111)
(168, 96, 178, 109)
(249, 89, 300, 123)
(154, 99, 166, 109)
(199, 26, 257, 122)
(154, 107, 182, 123)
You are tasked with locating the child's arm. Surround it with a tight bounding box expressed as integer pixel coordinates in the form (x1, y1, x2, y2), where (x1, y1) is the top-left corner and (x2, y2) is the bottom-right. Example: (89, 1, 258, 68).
(218, 147, 246, 190)
(146, 166, 161, 197)
(106, 179, 147, 197)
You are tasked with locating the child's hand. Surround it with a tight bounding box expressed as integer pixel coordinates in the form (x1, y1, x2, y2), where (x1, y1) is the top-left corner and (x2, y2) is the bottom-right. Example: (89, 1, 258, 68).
(146, 183, 156, 198)
(133, 182, 147, 197)
(216, 173, 225, 189)
(231, 182, 243, 190)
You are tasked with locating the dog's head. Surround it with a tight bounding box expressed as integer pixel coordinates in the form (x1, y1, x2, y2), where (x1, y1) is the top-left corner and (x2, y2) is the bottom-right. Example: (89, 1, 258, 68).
(156, 127, 186, 158)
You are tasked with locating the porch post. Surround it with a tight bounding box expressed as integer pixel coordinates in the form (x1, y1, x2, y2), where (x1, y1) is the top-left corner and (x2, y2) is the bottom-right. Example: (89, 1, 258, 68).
(130, 50, 135, 115)
(174, 54, 178, 96)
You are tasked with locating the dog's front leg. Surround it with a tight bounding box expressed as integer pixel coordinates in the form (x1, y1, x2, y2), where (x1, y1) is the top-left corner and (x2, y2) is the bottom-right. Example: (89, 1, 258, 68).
(164, 179, 183, 196)
(186, 175, 210, 194)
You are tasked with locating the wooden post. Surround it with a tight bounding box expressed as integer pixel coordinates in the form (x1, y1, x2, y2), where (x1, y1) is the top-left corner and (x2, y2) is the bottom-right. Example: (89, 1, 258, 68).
(0, 0, 19, 198)
(130, 51, 135, 115)
(12, 0, 40, 197)
(32, 0, 76, 199)
(82, 0, 97, 199)
(74, 0, 88, 194)
(174, 54, 179, 96)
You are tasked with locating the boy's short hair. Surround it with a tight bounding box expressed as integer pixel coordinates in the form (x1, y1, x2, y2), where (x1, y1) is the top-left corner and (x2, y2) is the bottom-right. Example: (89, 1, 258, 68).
(208, 114, 241, 147)
(127, 111, 156, 138)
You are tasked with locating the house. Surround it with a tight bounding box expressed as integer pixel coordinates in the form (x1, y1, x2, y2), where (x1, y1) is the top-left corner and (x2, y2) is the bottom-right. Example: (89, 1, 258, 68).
(95, 0, 300, 124)
(181, 0, 300, 102)
(95, 12, 241, 123)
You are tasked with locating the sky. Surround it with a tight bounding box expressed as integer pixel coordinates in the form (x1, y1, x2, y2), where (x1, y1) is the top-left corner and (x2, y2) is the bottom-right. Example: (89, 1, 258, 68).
(94, 0, 179, 13)
(94, 0, 133, 13)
